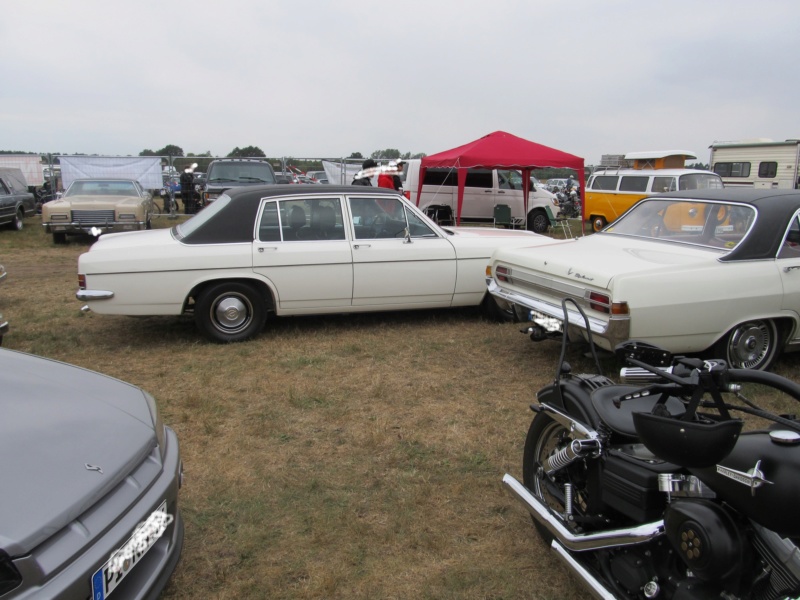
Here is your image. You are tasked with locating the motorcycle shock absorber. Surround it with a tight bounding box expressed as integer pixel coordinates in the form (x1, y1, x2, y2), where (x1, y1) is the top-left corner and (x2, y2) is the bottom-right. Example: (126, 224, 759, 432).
(543, 438, 600, 477)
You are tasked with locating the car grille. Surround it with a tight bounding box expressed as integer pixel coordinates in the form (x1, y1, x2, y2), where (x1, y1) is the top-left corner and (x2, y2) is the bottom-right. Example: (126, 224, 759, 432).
(72, 209, 116, 224)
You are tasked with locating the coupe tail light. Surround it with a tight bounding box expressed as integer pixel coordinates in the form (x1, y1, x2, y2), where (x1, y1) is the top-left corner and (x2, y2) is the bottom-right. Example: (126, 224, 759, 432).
(588, 292, 628, 316)
(495, 265, 511, 282)
(589, 292, 610, 313)
(78, 274, 86, 290)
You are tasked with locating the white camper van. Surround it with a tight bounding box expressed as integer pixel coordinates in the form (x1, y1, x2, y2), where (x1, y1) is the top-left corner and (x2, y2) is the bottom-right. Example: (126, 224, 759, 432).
(709, 139, 800, 189)
(402, 159, 559, 233)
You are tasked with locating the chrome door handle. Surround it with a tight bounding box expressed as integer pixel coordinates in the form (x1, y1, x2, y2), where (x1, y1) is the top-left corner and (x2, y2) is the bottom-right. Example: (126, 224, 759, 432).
(784, 265, 800, 272)
(354, 244, 371, 249)
(257, 247, 278, 252)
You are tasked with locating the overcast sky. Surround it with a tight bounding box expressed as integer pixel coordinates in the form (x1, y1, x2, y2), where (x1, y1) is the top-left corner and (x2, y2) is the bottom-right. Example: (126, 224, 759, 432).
(3, 0, 798, 165)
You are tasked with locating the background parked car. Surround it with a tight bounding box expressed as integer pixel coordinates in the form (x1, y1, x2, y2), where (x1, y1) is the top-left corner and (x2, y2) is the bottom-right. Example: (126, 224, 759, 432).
(0, 264, 7, 344)
(203, 159, 276, 204)
(0, 347, 184, 598)
(489, 188, 800, 370)
(0, 167, 36, 231)
(42, 178, 158, 244)
(306, 170, 328, 184)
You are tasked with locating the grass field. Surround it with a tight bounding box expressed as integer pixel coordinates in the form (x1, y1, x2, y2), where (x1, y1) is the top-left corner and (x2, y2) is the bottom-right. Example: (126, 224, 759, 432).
(2, 215, 797, 599)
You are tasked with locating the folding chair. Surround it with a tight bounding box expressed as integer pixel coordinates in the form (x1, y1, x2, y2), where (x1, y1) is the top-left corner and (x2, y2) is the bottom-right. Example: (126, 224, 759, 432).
(544, 205, 573, 238)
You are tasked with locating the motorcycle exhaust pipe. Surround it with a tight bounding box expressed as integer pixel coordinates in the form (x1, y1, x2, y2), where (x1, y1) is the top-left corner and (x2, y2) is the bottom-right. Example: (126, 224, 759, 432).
(551, 541, 617, 600)
(502, 473, 664, 551)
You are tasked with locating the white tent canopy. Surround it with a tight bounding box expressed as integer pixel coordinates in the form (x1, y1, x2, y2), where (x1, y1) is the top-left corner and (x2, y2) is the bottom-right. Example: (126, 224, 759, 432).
(59, 156, 163, 190)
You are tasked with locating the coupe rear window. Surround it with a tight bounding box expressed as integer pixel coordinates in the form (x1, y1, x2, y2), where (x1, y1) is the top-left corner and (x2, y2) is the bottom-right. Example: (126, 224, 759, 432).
(605, 198, 755, 251)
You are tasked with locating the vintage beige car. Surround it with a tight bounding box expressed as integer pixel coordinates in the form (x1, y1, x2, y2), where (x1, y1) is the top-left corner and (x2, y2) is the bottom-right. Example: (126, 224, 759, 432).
(42, 178, 158, 244)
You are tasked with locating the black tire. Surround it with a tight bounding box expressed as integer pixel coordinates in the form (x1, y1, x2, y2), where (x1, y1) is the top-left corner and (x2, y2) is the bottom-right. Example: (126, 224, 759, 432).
(527, 209, 549, 234)
(195, 282, 267, 343)
(522, 412, 592, 543)
(10, 209, 23, 231)
(480, 293, 515, 322)
(591, 215, 607, 232)
(52, 232, 67, 244)
(713, 319, 780, 370)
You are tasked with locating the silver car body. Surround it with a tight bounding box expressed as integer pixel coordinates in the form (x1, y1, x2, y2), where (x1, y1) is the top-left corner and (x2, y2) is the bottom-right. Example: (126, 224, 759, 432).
(0, 349, 183, 598)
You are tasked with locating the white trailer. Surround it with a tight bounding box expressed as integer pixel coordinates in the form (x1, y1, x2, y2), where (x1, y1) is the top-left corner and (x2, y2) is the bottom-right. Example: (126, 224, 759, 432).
(709, 139, 800, 189)
(0, 155, 44, 187)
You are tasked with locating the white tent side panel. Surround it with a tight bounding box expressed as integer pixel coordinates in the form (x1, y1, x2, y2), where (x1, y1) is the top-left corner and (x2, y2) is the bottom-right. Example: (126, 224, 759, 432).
(59, 156, 163, 189)
(0, 155, 44, 186)
(322, 160, 378, 186)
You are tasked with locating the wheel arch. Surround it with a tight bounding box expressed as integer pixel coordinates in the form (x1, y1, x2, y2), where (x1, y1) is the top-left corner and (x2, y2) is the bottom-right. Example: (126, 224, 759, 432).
(186, 276, 277, 314)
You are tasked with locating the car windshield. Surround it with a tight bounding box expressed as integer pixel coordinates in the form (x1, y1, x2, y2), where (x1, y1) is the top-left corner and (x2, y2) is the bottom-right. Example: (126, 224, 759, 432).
(208, 162, 276, 184)
(175, 195, 232, 238)
(65, 180, 139, 197)
(605, 198, 756, 251)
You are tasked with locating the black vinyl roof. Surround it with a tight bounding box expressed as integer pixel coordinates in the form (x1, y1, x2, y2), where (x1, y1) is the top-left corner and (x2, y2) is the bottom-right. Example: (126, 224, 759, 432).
(180, 184, 402, 245)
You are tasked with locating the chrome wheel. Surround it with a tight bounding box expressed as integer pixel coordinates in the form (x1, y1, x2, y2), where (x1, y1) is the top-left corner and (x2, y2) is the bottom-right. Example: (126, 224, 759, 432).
(196, 282, 267, 343)
(718, 320, 779, 370)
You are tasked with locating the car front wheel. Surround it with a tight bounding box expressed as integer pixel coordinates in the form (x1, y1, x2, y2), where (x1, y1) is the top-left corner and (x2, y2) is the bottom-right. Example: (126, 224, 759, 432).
(195, 282, 267, 343)
(528, 209, 549, 234)
(10, 209, 23, 231)
(714, 319, 779, 370)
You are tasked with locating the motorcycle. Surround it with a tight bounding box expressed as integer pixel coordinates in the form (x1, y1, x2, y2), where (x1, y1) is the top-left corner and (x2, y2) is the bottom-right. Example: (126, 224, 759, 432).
(555, 185, 581, 219)
(504, 299, 800, 599)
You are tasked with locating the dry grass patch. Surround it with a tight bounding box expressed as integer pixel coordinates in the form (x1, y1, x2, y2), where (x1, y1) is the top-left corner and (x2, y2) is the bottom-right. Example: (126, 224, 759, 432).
(2, 217, 799, 599)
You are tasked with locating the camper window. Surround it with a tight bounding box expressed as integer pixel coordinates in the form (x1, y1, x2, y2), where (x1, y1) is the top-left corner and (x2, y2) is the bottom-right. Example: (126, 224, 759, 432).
(591, 175, 619, 191)
(713, 162, 752, 178)
(653, 176, 677, 193)
(758, 162, 778, 178)
(619, 176, 649, 192)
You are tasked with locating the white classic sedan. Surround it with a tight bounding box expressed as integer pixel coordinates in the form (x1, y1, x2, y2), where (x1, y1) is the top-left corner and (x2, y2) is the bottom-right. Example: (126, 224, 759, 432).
(488, 189, 800, 370)
(77, 185, 550, 342)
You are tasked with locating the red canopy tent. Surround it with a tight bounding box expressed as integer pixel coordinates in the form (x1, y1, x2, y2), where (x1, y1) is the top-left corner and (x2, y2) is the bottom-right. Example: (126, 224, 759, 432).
(416, 130, 585, 227)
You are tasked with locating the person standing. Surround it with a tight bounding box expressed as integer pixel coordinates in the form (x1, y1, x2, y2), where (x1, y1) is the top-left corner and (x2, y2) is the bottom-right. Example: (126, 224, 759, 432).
(180, 168, 195, 214)
(352, 159, 377, 186)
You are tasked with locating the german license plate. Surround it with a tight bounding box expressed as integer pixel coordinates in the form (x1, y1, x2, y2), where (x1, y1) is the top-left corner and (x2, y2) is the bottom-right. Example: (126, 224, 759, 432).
(530, 310, 563, 333)
(91, 500, 171, 600)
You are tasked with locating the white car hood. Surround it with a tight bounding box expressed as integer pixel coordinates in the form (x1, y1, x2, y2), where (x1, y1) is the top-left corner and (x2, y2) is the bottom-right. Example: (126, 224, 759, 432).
(47, 195, 144, 210)
(494, 234, 723, 289)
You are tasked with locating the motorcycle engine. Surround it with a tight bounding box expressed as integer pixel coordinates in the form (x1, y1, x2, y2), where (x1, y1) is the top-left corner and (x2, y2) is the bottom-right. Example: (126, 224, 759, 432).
(665, 500, 746, 587)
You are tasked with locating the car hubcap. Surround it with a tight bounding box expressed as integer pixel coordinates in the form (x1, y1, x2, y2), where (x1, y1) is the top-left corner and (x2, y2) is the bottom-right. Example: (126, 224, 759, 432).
(729, 322, 771, 368)
(213, 295, 250, 332)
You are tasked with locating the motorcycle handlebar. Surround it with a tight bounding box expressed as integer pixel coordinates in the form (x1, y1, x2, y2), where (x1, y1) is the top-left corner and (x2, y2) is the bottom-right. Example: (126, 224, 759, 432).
(727, 368, 800, 401)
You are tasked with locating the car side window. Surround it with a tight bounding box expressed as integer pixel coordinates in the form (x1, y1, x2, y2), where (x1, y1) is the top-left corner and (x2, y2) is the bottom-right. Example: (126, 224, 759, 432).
(0, 179, 10, 195)
(350, 197, 408, 239)
(278, 198, 345, 241)
(257, 201, 281, 241)
(779, 215, 800, 259)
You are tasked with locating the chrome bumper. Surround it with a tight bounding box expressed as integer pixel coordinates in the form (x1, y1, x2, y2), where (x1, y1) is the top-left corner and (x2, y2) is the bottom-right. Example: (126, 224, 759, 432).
(76, 290, 115, 301)
(44, 222, 145, 234)
(487, 279, 629, 350)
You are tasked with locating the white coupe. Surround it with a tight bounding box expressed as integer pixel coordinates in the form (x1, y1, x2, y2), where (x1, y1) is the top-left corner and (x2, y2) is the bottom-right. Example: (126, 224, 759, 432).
(488, 189, 800, 370)
(77, 185, 550, 342)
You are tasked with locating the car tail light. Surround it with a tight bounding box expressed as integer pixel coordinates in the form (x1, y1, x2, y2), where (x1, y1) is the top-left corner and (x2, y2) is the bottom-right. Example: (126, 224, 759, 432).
(78, 274, 86, 290)
(404, 191, 411, 200)
(588, 292, 610, 313)
(611, 301, 629, 316)
(495, 265, 511, 282)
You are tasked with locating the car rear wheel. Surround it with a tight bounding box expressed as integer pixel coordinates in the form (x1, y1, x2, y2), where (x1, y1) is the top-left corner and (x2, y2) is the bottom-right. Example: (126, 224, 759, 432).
(528, 209, 549, 234)
(10, 209, 23, 231)
(714, 319, 779, 370)
(480, 293, 516, 322)
(195, 282, 267, 343)
(591, 215, 607, 232)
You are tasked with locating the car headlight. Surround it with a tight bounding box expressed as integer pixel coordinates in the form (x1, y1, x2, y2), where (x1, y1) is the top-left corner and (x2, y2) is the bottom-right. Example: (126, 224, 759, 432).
(143, 391, 166, 457)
